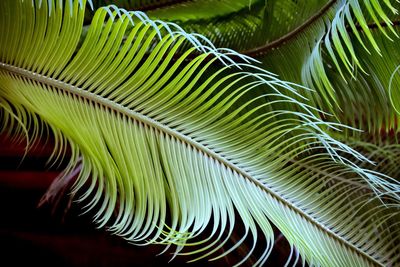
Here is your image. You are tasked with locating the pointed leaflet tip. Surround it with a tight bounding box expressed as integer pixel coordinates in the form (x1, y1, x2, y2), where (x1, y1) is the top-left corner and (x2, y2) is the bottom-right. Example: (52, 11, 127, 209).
(126, 13, 136, 26)
(156, 20, 175, 40)
(102, 6, 115, 20)
(48, 0, 52, 16)
(388, 65, 400, 115)
(109, 5, 122, 18)
(87, 0, 94, 10)
(140, 12, 162, 40)
(69, 0, 73, 17)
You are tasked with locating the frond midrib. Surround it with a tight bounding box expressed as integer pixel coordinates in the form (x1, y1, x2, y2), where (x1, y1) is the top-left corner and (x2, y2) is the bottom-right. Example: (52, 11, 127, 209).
(357, 19, 400, 30)
(0, 62, 384, 266)
(242, 0, 400, 58)
(242, 0, 337, 57)
(136, 0, 192, 12)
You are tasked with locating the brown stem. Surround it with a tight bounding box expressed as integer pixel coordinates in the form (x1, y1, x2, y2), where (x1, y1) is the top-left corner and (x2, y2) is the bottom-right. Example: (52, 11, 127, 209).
(242, 0, 337, 57)
(136, 0, 194, 12)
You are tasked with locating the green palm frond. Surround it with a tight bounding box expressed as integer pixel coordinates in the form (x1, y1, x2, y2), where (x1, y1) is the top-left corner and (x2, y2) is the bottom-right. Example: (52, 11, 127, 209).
(1, 0, 400, 266)
(348, 139, 400, 179)
(252, 0, 400, 171)
(302, 0, 399, 113)
(163, 3, 266, 52)
(327, 25, 400, 133)
(255, 0, 399, 116)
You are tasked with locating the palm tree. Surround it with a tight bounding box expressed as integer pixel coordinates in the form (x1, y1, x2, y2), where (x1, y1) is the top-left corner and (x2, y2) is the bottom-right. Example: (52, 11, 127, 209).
(1, 0, 400, 266)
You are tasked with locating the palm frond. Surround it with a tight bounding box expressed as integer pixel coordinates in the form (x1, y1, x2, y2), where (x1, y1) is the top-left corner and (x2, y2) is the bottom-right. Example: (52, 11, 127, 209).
(162, 3, 266, 52)
(1, 1, 400, 266)
(302, 0, 399, 112)
(328, 25, 400, 133)
(255, 0, 399, 116)
(252, 0, 400, 178)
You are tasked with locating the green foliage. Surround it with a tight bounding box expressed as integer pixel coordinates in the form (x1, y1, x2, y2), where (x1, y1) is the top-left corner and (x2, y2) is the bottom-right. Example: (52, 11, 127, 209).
(1, 0, 400, 266)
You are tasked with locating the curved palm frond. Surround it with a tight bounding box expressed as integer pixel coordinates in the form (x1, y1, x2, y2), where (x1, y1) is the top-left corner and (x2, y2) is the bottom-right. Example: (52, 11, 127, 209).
(252, 0, 399, 117)
(326, 24, 400, 133)
(302, 0, 399, 115)
(162, 3, 266, 52)
(1, 0, 400, 266)
(247, 0, 400, 191)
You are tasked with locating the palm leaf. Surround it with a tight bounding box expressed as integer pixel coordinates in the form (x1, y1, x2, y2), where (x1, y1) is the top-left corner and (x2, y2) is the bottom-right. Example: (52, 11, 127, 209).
(242, 0, 400, 193)
(256, 0, 399, 122)
(1, 0, 400, 266)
